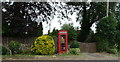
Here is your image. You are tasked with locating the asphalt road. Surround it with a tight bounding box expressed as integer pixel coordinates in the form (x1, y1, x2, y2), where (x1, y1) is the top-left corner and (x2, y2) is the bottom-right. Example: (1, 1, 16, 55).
(1, 60, 119, 62)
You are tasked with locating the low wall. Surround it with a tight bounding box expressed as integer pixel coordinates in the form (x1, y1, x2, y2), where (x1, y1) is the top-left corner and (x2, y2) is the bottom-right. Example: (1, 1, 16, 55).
(79, 42, 96, 53)
(2, 37, 58, 51)
(2, 37, 37, 46)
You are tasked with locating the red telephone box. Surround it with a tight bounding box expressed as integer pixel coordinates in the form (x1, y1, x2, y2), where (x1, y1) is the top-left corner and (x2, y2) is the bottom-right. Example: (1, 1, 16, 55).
(58, 30, 68, 54)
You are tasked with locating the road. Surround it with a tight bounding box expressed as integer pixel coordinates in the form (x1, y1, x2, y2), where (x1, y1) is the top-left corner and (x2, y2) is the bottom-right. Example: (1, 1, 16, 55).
(1, 53, 119, 62)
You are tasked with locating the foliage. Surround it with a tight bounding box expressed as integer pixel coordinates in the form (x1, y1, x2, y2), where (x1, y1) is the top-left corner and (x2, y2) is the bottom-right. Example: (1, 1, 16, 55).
(61, 23, 77, 42)
(2, 2, 53, 37)
(85, 30, 96, 42)
(96, 15, 117, 52)
(108, 48, 118, 54)
(36, 22, 43, 37)
(1, 46, 9, 55)
(71, 2, 107, 42)
(116, 3, 120, 52)
(48, 28, 58, 54)
(8, 41, 21, 54)
(66, 2, 119, 42)
(31, 35, 55, 55)
(48, 28, 58, 37)
(95, 36, 109, 52)
(116, 31, 120, 51)
(58, 51, 70, 56)
(70, 40, 79, 48)
(58, 48, 80, 55)
(18, 49, 32, 55)
(69, 48, 80, 55)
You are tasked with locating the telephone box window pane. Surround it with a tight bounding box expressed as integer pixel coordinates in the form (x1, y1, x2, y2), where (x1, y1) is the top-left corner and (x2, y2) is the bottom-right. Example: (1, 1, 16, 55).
(60, 32, 67, 33)
(60, 35, 66, 51)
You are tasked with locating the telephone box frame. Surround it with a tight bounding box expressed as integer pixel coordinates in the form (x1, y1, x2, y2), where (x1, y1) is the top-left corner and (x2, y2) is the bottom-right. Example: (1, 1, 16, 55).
(58, 30, 68, 54)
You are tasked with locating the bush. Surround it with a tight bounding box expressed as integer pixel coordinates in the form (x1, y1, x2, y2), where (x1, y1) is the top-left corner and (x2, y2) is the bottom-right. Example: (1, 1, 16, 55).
(58, 48, 80, 55)
(96, 15, 117, 52)
(58, 51, 70, 56)
(1, 46, 9, 55)
(31, 35, 55, 55)
(70, 40, 79, 48)
(8, 41, 21, 54)
(69, 48, 80, 55)
(96, 36, 109, 52)
(19, 50, 32, 54)
(108, 48, 118, 54)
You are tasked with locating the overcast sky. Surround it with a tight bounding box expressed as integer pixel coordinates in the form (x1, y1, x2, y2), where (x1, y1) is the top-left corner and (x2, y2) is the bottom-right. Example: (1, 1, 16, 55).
(2, 1, 97, 34)
(42, 12, 97, 34)
(42, 12, 81, 34)
(41, 2, 97, 34)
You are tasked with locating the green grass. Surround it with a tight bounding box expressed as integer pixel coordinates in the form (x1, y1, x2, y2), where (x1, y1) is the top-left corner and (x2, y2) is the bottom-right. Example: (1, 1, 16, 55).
(2, 53, 83, 59)
(2, 54, 36, 59)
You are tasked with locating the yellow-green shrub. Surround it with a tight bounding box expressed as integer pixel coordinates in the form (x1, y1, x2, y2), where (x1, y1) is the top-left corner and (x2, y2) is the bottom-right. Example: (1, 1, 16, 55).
(31, 35, 55, 55)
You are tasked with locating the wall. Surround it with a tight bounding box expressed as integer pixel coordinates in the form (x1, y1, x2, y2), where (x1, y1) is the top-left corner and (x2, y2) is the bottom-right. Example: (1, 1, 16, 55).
(2, 37, 37, 46)
(79, 42, 96, 53)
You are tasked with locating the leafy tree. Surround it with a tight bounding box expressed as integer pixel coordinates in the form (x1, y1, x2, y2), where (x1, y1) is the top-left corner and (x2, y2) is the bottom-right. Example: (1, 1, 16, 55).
(67, 2, 107, 42)
(116, 3, 120, 52)
(2, 2, 54, 37)
(85, 30, 95, 42)
(95, 14, 117, 51)
(66, 2, 119, 42)
(61, 23, 77, 43)
(48, 28, 58, 37)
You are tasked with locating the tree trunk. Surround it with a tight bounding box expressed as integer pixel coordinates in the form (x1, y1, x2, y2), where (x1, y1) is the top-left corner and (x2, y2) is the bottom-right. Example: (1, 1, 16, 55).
(77, 2, 91, 42)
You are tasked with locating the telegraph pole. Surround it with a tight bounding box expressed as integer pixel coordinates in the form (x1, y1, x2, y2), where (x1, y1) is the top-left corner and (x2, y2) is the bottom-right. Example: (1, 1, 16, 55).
(106, 0, 109, 17)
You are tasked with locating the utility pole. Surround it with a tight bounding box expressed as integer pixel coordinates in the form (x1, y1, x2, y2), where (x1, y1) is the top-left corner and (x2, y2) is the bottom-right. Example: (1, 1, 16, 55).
(49, 20, 51, 32)
(106, 0, 109, 17)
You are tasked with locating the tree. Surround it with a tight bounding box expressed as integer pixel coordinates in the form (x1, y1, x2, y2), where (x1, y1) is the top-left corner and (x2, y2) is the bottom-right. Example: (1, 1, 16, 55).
(61, 23, 77, 43)
(48, 28, 58, 37)
(66, 2, 119, 42)
(67, 2, 107, 42)
(116, 3, 120, 51)
(95, 14, 117, 51)
(2, 2, 54, 37)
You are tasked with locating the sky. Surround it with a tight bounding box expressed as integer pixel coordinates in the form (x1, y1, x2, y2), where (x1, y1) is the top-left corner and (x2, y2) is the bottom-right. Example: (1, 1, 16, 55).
(42, 12, 97, 34)
(41, 2, 97, 34)
(2, 2, 97, 35)
(42, 12, 81, 34)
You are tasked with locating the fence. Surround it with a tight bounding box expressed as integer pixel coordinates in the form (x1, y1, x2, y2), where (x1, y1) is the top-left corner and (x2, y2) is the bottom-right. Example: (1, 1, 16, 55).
(79, 42, 96, 53)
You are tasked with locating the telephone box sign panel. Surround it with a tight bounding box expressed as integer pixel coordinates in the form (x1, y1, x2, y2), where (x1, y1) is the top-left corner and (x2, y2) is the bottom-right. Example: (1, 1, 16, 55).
(60, 32, 67, 33)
